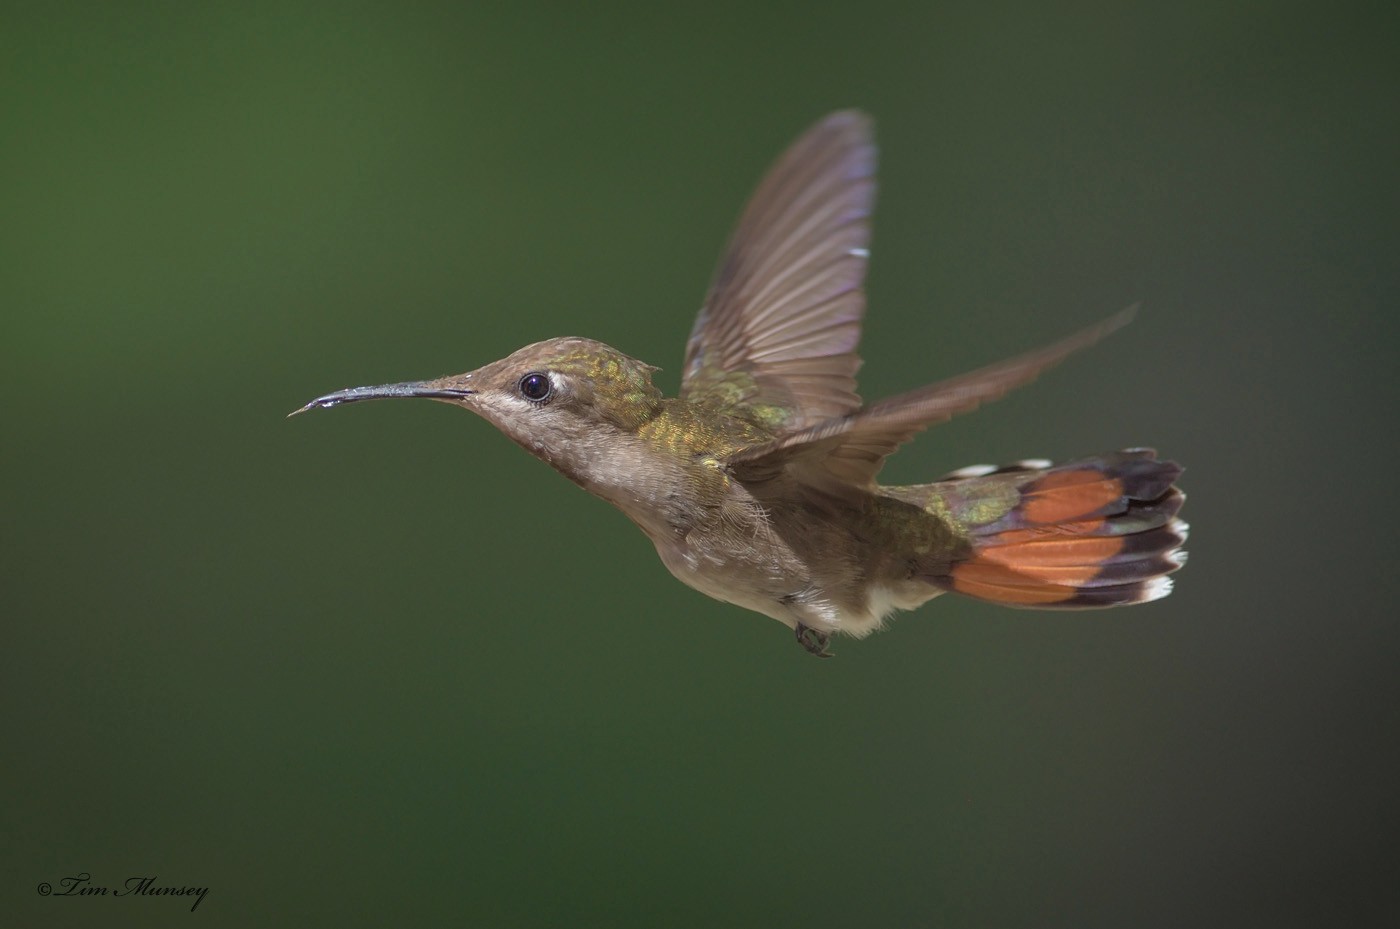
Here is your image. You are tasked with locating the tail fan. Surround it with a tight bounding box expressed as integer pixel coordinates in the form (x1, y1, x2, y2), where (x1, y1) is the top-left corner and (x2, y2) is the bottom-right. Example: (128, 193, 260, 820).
(936, 449, 1187, 608)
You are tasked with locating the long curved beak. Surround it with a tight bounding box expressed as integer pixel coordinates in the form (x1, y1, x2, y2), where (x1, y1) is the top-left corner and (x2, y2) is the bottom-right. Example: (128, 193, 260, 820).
(288, 380, 475, 417)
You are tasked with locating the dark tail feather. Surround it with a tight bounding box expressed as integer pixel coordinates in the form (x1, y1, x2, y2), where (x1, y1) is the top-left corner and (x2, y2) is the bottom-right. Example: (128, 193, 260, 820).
(935, 449, 1187, 608)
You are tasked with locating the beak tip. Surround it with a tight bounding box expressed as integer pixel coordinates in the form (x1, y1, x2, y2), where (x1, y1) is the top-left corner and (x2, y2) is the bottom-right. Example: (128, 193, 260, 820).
(288, 396, 338, 418)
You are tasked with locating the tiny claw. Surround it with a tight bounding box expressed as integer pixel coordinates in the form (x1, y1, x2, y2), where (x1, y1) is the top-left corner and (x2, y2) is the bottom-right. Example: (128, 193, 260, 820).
(794, 622, 834, 659)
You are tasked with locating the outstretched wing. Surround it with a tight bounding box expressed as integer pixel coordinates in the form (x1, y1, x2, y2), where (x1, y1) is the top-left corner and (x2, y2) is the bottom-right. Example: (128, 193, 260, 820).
(726, 308, 1138, 487)
(680, 111, 876, 432)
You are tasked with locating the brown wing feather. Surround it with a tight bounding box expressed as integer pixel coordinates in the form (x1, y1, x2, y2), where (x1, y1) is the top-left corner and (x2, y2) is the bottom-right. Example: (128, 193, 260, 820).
(680, 111, 877, 430)
(726, 307, 1138, 487)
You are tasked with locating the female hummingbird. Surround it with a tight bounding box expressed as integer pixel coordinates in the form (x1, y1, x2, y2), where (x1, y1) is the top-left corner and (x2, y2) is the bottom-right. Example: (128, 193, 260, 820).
(293, 111, 1186, 657)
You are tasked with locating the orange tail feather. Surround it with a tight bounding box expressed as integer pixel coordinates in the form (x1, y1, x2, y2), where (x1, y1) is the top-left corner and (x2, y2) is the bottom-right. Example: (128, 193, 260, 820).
(938, 449, 1187, 608)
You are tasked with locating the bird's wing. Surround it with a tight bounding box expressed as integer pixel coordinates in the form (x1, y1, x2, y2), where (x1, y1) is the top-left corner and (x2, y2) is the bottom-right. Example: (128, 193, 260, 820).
(680, 111, 876, 432)
(725, 308, 1137, 488)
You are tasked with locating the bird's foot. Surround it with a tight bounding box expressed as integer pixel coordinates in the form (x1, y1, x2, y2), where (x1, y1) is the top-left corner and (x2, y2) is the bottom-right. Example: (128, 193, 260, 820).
(794, 623, 834, 659)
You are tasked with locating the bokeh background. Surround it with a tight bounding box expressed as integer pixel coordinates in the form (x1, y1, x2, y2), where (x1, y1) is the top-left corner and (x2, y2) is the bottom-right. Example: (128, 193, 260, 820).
(4, 2, 1396, 926)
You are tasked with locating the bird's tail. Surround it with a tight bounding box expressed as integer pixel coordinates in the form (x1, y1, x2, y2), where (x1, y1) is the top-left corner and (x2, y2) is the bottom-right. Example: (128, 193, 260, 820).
(931, 449, 1187, 608)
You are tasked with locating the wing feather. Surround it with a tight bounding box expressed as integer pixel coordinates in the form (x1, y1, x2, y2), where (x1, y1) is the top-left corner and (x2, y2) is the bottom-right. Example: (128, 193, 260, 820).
(726, 308, 1138, 487)
(681, 111, 876, 429)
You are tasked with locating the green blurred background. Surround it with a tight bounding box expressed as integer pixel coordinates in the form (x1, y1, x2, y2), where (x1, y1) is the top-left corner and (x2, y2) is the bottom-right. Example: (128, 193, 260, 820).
(4, 1, 1396, 926)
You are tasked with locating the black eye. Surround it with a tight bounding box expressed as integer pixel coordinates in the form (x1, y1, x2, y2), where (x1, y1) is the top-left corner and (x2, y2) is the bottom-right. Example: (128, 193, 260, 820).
(518, 372, 552, 402)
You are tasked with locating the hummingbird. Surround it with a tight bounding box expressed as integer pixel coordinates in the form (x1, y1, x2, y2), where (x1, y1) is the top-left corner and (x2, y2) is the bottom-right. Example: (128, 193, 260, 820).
(292, 111, 1186, 657)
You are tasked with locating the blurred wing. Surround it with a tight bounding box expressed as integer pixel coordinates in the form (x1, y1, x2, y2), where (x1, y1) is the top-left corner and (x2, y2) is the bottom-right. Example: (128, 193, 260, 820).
(726, 308, 1137, 487)
(680, 111, 877, 431)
